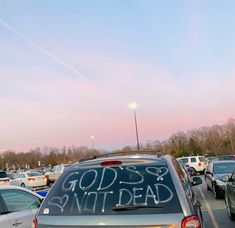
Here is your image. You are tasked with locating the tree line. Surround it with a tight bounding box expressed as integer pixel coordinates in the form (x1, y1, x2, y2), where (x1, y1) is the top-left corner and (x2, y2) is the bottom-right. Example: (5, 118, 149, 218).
(0, 146, 102, 170)
(1, 119, 235, 170)
(118, 119, 235, 158)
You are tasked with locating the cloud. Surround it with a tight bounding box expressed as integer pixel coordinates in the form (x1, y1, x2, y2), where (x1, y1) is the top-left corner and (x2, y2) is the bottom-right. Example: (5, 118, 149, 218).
(0, 50, 235, 151)
(0, 18, 88, 83)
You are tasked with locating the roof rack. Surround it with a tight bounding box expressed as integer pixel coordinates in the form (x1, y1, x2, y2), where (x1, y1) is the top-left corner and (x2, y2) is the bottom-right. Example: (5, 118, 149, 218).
(79, 150, 164, 163)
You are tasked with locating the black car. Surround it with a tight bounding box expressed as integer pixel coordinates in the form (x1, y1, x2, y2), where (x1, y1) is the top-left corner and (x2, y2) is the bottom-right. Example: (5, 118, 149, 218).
(222, 168, 235, 220)
(0, 171, 10, 185)
(34, 151, 204, 227)
(205, 160, 235, 199)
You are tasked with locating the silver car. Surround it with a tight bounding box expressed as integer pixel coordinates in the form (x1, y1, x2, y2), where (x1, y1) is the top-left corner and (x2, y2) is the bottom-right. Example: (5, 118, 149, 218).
(0, 185, 43, 228)
(34, 152, 204, 227)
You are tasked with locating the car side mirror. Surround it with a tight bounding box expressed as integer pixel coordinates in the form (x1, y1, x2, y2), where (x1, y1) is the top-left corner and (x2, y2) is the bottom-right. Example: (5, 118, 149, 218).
(221, 175, 230, 182)
(192, 176, 202, 186)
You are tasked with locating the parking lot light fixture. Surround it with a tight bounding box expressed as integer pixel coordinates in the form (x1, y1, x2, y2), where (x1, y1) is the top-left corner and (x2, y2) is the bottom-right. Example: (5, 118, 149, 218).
(129, 102, 140, 152)
(90, 136, 95, 151)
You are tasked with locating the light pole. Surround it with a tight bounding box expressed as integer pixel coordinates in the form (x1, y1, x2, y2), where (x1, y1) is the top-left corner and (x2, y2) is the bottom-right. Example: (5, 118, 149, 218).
(90, 136, 95, 151)
(129, 102, 140, 151)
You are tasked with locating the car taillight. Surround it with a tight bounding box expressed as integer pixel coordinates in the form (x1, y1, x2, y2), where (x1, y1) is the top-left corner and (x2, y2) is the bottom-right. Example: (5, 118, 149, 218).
(100, 160, 122, 166)
(28, 177, 36, 181)
(182, 216, 201, 228)
(198, 162, 201, 166)
(0, 178, 9, 182)
(32, 218, 38, 228)
(43, 176, 47, 180)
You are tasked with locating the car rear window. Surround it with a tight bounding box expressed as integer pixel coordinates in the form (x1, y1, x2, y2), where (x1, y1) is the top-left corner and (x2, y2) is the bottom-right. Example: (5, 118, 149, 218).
(39, 162, 182, 216)
(199, 157, 206, 162)
(27, 172, 42, 177)
(213, 162, 235, 174)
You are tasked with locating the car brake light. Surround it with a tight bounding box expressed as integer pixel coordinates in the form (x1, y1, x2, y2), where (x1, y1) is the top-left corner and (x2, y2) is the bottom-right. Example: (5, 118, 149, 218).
(43, 176, 47, 180)
(0, 178, 9, 182)
(100, 160, 122, 166)
(28, 177, 36, 181)
(32, 218, 38, 228)
(198, 162, 201, 166)
(182, 216, 201, 228)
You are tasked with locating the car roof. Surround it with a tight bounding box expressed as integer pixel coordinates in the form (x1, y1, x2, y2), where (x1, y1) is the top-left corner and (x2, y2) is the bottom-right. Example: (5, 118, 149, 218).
(0, 185, 44, 199)
(211, 160, 235, 165)
(73, 152, 169, 168)
(178, 156, 204, 158)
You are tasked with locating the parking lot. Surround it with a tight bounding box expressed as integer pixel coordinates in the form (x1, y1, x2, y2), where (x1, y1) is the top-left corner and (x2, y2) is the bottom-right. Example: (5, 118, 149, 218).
(194, 175, 235, 228)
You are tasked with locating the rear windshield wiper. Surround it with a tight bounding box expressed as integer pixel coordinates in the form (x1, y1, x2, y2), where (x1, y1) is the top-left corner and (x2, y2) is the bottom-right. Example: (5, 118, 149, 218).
(112, 204, 163, 211)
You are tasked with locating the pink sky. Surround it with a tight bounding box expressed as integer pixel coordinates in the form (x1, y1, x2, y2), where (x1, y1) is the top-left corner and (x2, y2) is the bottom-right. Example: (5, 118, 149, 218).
(1, 1, 235, 152)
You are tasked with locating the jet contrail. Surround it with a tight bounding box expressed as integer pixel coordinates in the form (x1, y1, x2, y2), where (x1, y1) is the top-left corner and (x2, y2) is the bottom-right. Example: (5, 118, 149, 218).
(0, 19, 88, 82)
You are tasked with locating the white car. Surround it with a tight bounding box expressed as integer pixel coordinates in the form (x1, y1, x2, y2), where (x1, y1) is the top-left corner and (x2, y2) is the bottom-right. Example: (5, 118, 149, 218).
(177, 156, 207, 174)
(0, 185, 43, 228)
(10, 171, 47, 189)
(45, 163, 71, 185)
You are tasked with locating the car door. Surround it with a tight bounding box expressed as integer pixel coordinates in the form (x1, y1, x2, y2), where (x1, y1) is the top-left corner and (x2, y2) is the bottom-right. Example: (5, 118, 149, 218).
(205, 163, 213, 189)
(173, 159, 202, 220)
(0, 199, 11, 228)
(227, 170, 235, 208)
(0, 189, 41, 228)
(9, 173, 20, 186)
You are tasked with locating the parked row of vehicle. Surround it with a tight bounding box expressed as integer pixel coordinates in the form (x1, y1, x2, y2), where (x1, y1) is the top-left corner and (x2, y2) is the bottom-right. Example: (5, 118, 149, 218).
(204, 159, 235, 220)
(2, 152, 235, 227)
(177, 154, 235, 176)
(0, 163, 71, 190)
(177, 154, 235, 221)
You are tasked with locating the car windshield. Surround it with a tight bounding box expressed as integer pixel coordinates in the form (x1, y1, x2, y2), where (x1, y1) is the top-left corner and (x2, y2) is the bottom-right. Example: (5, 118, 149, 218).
(213, 163, 235, 174)
(180, 158, 188, 163)
(27, 172, 42, 177)
(39, 162, 182, 216)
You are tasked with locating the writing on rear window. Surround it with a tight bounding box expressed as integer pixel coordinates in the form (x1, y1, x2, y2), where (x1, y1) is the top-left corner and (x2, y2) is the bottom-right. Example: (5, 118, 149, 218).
(42, 165, 181, 215)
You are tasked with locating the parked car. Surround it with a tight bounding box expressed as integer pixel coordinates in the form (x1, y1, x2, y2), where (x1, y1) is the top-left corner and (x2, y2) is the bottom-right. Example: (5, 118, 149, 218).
(221, 168, 235, 220)
(0, 185, 43, 228)
(205, 156, 216, 167)
(205, 160, 235, 199)
(34, 152, 204, 227)
(177, 156, 207, 175)
(10, 171, 47, 189)
(0, 171, 10, 185)
(44, 163, 71, 185)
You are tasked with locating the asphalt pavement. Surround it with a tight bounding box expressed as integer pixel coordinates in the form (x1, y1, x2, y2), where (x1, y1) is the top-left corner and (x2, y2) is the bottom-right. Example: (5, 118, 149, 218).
(194, 175, 235, 228)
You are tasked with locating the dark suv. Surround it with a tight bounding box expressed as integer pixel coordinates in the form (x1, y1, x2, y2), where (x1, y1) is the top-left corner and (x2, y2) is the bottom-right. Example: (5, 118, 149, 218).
(34, 152, 204, 228)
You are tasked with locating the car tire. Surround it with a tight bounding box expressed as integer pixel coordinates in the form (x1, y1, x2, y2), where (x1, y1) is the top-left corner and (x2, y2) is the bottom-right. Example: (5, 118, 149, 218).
(190, 167, 197, 176)
(213, 184, 221, 199)
(199, 170, 204, 175)
(207, 183, 210, 191)
(225, 194, 235, 220)
(21, 183, 26, 188)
